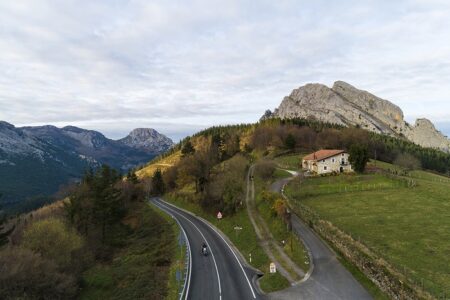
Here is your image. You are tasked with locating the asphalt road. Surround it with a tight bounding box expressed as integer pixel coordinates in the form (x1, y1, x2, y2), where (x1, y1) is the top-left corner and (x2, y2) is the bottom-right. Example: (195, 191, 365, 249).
(268, 178, 373, 300)
(151, 198, 263, 300)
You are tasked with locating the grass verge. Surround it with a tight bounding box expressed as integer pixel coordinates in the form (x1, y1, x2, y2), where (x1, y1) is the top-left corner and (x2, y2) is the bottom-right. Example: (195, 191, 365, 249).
(154, 205, 187, 300)
(254, 176, 310, 274)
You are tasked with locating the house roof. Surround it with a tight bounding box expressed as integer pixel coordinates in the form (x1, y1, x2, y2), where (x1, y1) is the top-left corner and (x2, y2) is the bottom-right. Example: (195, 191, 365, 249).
(303, 149, 346, 161)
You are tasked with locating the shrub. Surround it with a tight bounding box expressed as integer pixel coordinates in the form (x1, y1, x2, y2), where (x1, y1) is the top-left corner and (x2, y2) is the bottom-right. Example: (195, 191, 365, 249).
(393, 153, 421, 171)
(22, 218, 83, 270)
(0, 247, 77, 299)
(349, 144, 369, 173)
(255, 161, 276, 180)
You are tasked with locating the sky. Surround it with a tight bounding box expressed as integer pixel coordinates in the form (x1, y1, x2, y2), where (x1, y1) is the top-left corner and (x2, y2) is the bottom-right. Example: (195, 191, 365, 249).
(1, 0, 450, 142)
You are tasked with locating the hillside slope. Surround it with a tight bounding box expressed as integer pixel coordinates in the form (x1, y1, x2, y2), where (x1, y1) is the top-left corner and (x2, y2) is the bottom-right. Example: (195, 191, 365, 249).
(264, 81, 450, 152)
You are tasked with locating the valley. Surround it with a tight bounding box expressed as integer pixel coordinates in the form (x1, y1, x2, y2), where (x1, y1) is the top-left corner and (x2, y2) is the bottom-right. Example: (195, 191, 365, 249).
(3, 2, 450, 299)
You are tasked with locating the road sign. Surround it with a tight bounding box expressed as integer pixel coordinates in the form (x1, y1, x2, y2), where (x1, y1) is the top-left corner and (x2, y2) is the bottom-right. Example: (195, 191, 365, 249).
(269, 262, 277, 273)
(217, 211, 223, 219)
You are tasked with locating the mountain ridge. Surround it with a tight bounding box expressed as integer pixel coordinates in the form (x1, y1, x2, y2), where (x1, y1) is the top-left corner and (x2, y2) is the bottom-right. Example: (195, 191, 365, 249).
(0, 122, 173, 211)
(263, 81, 450, 152)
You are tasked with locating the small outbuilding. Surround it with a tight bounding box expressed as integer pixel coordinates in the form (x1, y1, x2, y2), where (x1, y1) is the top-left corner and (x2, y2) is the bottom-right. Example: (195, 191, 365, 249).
(302, 149, 352, 174)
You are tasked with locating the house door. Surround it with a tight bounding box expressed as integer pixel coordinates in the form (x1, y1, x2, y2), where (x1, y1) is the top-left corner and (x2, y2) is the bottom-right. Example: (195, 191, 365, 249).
(340, 167, 344, 173)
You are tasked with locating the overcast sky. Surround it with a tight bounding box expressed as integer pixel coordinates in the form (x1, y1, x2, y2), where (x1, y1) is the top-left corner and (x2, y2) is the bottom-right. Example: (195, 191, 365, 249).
(1, 0, 450, 142)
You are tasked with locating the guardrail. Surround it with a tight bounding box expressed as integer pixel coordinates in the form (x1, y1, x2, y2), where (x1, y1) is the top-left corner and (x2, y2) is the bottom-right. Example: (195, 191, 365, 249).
(173, 216, 192, 300)
(150, 199, 192, 300)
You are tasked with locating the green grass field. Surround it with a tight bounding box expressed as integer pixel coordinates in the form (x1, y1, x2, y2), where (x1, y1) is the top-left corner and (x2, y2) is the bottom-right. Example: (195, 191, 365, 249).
(286, 162, 450, 297)
(273, 154, 304, 170)
(273, 168, 293, 179)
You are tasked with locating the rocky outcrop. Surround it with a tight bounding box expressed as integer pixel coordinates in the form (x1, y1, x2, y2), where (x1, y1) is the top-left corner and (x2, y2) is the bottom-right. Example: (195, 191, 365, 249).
(118, 128, 173, 153)
(265, 81, 450, 152)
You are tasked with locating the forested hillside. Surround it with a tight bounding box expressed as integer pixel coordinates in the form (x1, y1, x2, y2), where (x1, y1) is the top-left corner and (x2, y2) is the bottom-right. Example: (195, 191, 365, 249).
(146, 118, 450, 216)
(0, 167, 176, 299)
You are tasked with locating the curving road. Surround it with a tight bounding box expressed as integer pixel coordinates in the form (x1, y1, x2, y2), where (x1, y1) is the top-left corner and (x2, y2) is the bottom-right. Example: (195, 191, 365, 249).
(151, 198, 263, 300)
(268, 177, 372, 300)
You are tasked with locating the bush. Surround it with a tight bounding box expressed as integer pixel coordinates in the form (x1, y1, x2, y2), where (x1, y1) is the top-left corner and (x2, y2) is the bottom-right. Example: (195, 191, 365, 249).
(255, 161, 276, 180)
(0, 247, 78, 299)
(22, 218, 83, 270)
(205, 155, 248, 214)
(393, 153, 421, 171)
(349, 144, 369, 173)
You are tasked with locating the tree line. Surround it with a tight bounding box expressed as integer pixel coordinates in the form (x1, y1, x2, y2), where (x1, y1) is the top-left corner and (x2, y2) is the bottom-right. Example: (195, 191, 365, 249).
(154, 118, 450, 217)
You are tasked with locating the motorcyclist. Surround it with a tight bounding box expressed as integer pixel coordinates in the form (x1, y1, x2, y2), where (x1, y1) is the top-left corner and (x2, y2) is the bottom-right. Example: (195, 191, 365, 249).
(201, 243, 207, 255)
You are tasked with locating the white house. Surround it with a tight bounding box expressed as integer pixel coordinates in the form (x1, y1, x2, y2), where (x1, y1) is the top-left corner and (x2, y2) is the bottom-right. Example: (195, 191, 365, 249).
(302, 149, 352, 174)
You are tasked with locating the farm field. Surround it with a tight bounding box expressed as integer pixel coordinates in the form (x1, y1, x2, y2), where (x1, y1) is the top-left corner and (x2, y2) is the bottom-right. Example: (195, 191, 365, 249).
(285, 162, 450, 297)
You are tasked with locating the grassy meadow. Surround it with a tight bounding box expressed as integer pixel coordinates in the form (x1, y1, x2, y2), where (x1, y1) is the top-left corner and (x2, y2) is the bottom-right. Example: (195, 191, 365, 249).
(136, 151, 181, 178)
(285, 161, 450, 297)
(273, 154, 303, 170)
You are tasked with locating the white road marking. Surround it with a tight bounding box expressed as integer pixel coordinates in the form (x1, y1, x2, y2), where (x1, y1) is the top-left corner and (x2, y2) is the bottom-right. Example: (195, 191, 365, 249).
(150, 201, 192, 300)
(161, 199, 257, 299)
(200, 219, 257, 299)
(156, 200, 222, 300)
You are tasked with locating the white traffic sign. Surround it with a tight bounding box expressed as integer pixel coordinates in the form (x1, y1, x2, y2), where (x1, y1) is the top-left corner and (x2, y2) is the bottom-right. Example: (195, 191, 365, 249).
(217, 211, 223, 219)
(269, 262, 277, 273)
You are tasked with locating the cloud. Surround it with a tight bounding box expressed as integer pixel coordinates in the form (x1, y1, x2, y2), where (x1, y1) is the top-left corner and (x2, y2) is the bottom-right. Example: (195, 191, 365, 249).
(1, 0, 450, 139)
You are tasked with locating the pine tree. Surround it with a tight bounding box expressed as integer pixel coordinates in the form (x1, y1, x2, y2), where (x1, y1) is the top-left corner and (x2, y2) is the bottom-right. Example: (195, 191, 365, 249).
(284, 133, 296, 150)
(126, 170, 139, 184)
(181, 140, 195, 156)
(151, 169, 165, 196)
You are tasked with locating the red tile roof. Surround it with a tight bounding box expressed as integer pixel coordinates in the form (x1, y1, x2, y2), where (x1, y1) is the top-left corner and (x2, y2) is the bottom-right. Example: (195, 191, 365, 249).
(303, 149, 345, 161)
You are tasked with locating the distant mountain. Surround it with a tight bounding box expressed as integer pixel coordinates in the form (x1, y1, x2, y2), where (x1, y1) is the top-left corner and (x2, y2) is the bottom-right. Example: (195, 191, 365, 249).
(118, 128, 173, 153)
(0, 122, 173, 212)
(263, 81, 450, 152)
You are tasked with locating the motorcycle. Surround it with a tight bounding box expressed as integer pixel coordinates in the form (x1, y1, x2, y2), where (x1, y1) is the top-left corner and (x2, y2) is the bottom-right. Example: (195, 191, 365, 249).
(201, 246, 208, 256)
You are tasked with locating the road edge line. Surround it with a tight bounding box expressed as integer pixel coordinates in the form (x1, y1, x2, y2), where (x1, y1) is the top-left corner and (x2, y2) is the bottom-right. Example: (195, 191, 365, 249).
(156, 199, 223, 300)
(149, 199, 192, 300)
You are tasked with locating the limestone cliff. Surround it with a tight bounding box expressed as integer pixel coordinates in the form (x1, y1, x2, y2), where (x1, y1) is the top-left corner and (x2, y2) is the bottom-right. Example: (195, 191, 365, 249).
(265, 81, 450, 152)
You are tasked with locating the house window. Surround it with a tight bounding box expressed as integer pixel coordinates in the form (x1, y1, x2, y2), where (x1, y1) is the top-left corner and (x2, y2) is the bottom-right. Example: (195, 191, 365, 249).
(324, 166, 327, 171)
(342, 153, 344, 157)
(332, 158, 335, 163)
(322, 159, 325, 162)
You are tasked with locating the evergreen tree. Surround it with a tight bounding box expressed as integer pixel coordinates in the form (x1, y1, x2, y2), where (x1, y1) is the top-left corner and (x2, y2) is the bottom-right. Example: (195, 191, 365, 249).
(126, 170, 139, 184)
(349, 144, 369, 173)
(284, 133, 296, 150)
(181, 140, 195, 156)
(151, 169, 165, 195)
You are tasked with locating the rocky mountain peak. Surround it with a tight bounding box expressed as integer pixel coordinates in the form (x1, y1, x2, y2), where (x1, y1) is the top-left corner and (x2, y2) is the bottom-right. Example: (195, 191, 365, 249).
(265, 81, 450, 152)
(0, 121, 15, 130)
(118, 128, 173, 153)
(61, 126, 108, 149)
